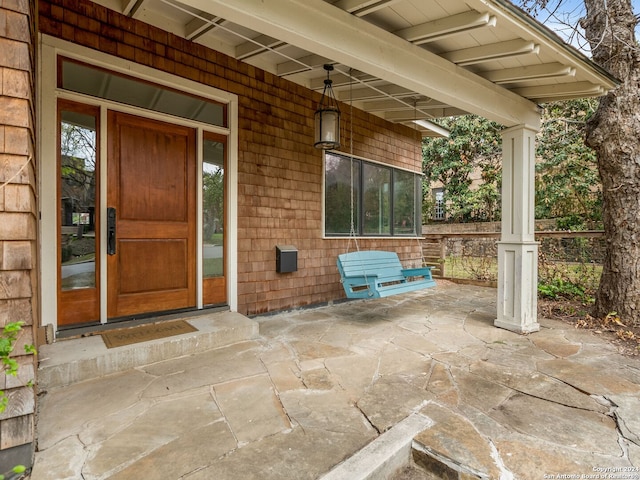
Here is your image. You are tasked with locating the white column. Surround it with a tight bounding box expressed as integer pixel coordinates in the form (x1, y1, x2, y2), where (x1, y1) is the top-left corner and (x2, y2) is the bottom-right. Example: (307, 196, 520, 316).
(495, 125, 540, 333)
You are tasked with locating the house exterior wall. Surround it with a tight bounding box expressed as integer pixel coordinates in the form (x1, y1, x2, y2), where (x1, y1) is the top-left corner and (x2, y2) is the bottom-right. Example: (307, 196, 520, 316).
(37, 0, 425, 316)
(0, 0, 38, 468)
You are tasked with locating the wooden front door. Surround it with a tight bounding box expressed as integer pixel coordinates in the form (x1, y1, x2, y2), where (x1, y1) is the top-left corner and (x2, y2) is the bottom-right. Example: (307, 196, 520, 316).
(107, 112, 196, 318)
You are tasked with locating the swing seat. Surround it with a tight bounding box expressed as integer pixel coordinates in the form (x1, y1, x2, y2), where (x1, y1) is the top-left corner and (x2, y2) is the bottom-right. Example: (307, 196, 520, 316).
(337, 251, 436, 299)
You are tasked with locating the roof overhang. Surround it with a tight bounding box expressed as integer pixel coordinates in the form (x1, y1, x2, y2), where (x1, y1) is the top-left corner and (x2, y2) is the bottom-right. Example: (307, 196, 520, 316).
(98, 0, 619, 135)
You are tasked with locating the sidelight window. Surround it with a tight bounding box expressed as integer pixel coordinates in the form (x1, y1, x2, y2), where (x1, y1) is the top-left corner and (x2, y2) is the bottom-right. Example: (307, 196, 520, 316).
(59, 106, 99, 290)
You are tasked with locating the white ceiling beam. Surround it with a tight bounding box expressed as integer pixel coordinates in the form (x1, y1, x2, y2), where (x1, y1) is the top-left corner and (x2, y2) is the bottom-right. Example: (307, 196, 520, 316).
(385, 110, 465, 122)
(413, 119, 450, 138)
(413, 107, 468, 118)
(335, 84, 415, 101)
(481, 62, 576, 84)
(384, 111, 430, 122)
(235, 35, 286, 60)
(362, 98, 448, 112)
(527, 92, 606, 103)
(395, 11, 496, 45)
(442, 39, 540, 66)
(185, 14, 224, 41)
(463, 0, 617, 90)
(511, 81, 604, 101)
(333, 0, 402, 16)
(178, 0, 542, 127)
(277, 55, 333, 76)
(309, 71, 377, 90)
(122, 0, 146, 17)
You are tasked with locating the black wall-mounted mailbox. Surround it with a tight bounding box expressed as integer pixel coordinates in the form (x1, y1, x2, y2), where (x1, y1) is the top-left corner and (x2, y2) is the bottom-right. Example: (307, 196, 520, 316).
(276, 245, 297, 273)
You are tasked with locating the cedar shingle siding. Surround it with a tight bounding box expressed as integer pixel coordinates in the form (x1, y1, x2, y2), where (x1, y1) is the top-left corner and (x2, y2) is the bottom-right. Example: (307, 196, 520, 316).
(38, 0, 423, 316)
(0, 0, 37, 469)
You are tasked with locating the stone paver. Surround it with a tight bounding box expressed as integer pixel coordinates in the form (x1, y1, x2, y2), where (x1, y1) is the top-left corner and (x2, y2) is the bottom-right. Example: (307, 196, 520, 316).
(31, 283, 640, 479)
(415, 403, 502, 479)
(213, 374, 291, 444)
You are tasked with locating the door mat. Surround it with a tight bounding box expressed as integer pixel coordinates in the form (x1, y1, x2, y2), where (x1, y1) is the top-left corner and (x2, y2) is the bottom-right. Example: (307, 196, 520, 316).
(100, 320, 198, 349)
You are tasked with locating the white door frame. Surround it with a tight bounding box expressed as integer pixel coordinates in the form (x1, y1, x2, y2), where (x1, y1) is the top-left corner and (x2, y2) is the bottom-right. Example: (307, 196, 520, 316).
(38, 35, 239, 333)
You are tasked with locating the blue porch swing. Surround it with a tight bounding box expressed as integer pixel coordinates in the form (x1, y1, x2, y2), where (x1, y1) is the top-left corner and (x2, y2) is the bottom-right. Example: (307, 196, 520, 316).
(329, 82, 435, 299)
(337, 250, 436, 299)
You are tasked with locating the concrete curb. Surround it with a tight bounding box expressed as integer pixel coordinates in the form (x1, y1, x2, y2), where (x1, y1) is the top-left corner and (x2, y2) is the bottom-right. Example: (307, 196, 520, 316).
(319, 413, 433, 480)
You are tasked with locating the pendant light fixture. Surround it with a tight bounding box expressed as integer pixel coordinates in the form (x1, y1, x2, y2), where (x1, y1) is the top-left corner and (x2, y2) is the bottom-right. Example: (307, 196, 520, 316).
(314, 64, 341, 150)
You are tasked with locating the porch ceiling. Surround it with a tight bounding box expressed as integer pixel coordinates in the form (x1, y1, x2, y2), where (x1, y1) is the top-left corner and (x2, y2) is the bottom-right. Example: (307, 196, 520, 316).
(98, 0, 618, 135)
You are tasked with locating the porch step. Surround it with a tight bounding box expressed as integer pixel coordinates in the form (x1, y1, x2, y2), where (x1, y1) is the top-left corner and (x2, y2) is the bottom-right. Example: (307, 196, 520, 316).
(37, 311, 259, 390)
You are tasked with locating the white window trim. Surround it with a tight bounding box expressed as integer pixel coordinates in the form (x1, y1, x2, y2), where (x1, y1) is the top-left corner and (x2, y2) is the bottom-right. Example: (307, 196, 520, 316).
(322, 150, 423, 239)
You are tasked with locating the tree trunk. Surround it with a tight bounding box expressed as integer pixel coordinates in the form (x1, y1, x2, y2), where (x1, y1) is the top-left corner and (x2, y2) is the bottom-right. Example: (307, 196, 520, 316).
(581, 0, 640, 324)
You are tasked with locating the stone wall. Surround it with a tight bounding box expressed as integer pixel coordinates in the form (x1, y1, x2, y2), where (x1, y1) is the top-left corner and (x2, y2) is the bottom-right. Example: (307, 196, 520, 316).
(423, 219, 558, 235)
(0, 0, 38, 469)
(38, 0, 424, 315)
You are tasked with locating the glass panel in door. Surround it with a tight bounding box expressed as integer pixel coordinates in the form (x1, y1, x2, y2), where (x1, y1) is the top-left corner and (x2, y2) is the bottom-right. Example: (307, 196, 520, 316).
(202, 134, 226, 305)
(58, 100, 100, 326)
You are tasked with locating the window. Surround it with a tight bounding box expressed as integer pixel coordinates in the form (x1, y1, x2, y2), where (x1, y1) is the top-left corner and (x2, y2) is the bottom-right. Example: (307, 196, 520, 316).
(59, 58, 226, 128)
(325, 152, 421, 236)
(202, 132, 227, 306)
(57, 99, 101, 325)
(433, 189, 445, 221)
(59, 106, 98, 290)
(202, 138, 225, 279)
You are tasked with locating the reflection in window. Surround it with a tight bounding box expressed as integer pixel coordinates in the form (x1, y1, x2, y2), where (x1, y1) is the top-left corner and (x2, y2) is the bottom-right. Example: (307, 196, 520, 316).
(363, 163, 391, 235)
(60, 110, 97, 290)
(394, 170, 418, 235)
(324, 152, 420, 237)
(325, 154, 360, 235)
(203, 139, 225, 278)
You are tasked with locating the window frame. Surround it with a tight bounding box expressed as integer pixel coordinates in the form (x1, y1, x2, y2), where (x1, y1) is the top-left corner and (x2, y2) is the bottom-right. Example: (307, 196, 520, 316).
(324, 152, 422, 238)
(57, 99, 101, 325)
(433, 188, 445, 221)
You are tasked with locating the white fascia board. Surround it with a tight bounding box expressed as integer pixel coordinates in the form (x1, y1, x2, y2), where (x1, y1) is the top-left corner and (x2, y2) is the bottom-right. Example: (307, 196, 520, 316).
(178, 0, 541, 128)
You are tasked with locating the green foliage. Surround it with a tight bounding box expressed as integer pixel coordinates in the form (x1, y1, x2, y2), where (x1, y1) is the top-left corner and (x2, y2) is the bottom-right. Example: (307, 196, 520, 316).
(555, 215, 589, 231)
(202, 166, 224, 242)
(422, 115, 502, 222)
(0, 465, 26, 480)
(0, 322, 35, 479)
(537, 240, 601, 302)
(0, 323, 25, 380)
(535, 99, 602, 225)
(0, 320, 37, 416)
(422, 100, 602, 226)
(538, 278, 588, 301)
(446, 254, 498, 282)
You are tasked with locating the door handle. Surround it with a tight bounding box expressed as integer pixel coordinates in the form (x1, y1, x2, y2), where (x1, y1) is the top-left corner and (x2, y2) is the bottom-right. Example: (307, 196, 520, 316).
(107, 207, 116, 255)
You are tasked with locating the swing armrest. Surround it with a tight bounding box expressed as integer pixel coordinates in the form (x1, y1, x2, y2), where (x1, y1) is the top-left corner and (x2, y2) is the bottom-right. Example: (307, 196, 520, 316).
(401, 267, 433, 279)
(341, 273, 379, 283)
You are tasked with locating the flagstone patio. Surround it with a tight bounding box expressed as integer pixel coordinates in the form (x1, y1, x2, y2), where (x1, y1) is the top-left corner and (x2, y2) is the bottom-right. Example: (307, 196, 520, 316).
(31, 282, 640, 479)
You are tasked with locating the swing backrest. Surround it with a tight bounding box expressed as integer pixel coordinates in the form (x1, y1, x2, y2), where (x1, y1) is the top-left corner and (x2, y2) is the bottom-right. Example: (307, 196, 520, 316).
(337, 251, 406, 283)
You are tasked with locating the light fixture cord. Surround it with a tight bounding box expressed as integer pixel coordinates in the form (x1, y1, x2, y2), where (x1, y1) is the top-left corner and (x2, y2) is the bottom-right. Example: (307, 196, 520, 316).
(414, 98, 426, 268)
(348, 69, 359, 255)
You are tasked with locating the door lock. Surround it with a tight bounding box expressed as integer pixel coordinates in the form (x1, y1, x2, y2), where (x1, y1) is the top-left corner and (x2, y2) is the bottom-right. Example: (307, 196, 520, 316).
(107, 207, 116, 255)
